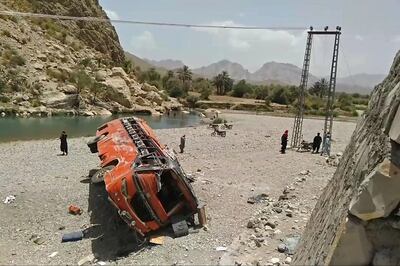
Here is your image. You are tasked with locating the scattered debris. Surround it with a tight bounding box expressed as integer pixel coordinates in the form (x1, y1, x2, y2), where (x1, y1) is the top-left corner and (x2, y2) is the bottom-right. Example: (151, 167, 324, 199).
(30, 234, 45, 245)
(68, 205, 82, 215)
(78, 254, 95, 266)
(284, 235, 301, 255)
(149, 236, 165, 245)
(247, 193, 269, 204)
(285, 257, 292, 264)
(299, 170, 310, 175)
(3, 195, 16, 204)
(216, 246, 228, 251)
(48, 252, 58, 258)
(277, 243, 287, 253)
(61, 230, 84, 243)
(270, 258, 280, 264)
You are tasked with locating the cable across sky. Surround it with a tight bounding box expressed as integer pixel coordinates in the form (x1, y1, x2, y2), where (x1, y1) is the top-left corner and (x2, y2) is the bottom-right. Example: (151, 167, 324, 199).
(0, 10, 308, 31)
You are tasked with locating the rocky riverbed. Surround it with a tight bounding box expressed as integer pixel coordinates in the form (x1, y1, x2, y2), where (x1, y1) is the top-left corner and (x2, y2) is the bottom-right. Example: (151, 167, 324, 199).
(0, 113, 356, 265)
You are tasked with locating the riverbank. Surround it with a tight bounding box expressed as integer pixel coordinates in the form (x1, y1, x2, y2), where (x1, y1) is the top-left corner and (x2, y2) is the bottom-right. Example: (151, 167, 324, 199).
(0, 113, 356, 265)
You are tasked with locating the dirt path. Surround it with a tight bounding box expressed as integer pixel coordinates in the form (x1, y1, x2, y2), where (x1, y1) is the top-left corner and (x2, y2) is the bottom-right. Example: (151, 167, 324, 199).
(0, 113, 355, 265)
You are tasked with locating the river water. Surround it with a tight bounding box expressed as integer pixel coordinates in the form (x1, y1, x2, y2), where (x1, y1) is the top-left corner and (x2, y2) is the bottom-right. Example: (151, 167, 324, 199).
(0, 112, 201, 142)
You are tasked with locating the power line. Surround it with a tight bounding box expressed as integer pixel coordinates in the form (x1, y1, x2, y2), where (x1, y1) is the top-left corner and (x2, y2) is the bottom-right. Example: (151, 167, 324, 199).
(0, 10, 308, 31)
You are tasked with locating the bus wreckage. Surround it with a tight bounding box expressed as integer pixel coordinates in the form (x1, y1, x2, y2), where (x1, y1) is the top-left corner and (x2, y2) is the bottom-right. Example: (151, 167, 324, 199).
(87, 116, 206, 237)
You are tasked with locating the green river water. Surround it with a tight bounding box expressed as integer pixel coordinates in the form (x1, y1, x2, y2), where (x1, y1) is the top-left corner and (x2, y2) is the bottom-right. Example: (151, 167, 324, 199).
(0, 112, 201, 142)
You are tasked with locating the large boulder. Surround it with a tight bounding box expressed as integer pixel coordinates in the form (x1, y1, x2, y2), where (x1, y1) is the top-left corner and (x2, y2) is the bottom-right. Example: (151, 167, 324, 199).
(40, 91, 78, 109)
(133, 96, 151, 107)
(103, 76, 132, 108)
(349, 159, 400, 221)
(145, 91, 163, 105)
(142, 83, 158, 92)
(330, 216, 374, 265)
(95, 70, 107, 81)
(110, 67, 127, 78)
(58, 84, 77, 94)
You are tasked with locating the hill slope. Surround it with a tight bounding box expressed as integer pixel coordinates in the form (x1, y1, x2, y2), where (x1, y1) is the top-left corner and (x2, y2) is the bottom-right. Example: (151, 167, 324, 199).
(0, 0, 179, 116)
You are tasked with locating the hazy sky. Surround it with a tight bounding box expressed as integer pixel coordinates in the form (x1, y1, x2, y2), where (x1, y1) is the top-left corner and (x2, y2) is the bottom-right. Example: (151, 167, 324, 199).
(99, 0, 400, 77)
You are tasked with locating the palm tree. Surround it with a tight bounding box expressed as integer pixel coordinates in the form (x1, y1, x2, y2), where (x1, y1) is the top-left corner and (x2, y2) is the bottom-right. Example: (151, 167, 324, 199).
(162, 70, 175, 89)
(177, 65, 192, 85)
(212, 71, 233, 95)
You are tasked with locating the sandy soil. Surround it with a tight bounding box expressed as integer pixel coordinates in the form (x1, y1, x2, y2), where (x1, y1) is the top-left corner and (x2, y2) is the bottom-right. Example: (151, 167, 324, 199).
(0, 113, 356, 265)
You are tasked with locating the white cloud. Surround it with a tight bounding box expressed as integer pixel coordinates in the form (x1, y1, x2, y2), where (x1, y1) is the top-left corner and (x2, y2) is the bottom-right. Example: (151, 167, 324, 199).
(195, 20, 306, 52)
(355, 35, 364, 41)
(131, 31, 157, 51)
(104, 9, 119, 20)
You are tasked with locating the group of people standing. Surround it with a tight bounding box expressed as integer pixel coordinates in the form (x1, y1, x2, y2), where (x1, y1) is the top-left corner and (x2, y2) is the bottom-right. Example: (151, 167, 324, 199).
(280, 130, 331, 156)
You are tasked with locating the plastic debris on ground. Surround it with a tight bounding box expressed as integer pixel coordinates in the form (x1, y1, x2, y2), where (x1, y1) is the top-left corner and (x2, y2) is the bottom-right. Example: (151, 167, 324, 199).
(3, 195, 16, 204)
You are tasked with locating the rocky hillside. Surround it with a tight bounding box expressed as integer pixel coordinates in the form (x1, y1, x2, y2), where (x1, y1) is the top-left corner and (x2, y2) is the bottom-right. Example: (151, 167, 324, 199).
(293, 50, 400, 264)
(0, 0, 179, 117)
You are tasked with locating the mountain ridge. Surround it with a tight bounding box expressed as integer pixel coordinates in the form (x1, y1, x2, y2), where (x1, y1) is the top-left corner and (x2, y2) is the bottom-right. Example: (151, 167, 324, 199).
(128, 53, 385, 93)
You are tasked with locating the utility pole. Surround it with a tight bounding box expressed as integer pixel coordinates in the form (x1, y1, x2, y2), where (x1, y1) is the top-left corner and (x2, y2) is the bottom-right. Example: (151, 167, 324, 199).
(291, 26, 342, 149)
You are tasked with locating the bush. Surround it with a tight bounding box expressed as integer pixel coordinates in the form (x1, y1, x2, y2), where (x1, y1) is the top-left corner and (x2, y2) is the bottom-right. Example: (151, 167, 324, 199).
(200, 86, 212, 100)
(2, 30, 12, 37)
(79, 58, 93, 68)
(269, 87, 288, 105)
(186, 95, 199, 108)
(169, 86, 185, 98)
(232, 80, 253, 98)
(254, 86, 269, 100)
(2, 49, 26, 66)
(46, 68, 69, 82)
(0, 95, 10, 103)
(69, 70, 93, 94)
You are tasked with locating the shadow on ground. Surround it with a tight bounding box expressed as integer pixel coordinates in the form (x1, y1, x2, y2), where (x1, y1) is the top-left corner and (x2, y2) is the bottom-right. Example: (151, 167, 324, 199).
(87, 181, 145, 261)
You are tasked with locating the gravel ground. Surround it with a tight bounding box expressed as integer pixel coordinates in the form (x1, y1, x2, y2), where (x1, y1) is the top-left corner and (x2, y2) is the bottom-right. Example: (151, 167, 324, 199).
(0, 113, 355, 265)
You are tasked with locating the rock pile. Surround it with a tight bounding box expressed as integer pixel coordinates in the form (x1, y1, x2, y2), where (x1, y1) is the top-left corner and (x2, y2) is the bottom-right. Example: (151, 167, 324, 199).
(293, 50, 400, 265)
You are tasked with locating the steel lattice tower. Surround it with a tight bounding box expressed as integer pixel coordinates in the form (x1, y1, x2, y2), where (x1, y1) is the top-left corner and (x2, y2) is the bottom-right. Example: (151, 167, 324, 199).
(323, 31, 341, 141)
(291, 26, 342, 149)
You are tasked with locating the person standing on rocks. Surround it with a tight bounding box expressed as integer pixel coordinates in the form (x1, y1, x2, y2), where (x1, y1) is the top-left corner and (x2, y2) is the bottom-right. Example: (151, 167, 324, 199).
(312, 133, 322, 153)
(280, 130, 288, 154)
(179, 135, 186, 153)
(60, 131, 68, 156)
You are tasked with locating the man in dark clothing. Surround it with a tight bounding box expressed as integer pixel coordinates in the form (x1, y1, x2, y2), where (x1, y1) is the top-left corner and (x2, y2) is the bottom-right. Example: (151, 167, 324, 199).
(179, 135, 186, 153)
(60, 131, 68, 156)
(280, 130, 288, 154)
(312, 133, 322, 153)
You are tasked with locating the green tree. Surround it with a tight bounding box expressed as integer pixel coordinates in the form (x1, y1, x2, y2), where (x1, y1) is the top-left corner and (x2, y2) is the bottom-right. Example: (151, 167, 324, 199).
(89, 82, 105, 104)
(186, 95, 199, 108)
(176, 65, 192, 86)
(122, 59, 134, 74)
(269, 87, 288, 105)
(212, 71, 233, 95)
(70, 70, 93, 95)
(162, 70, 174, 89)
(309, 78, 328, 98)
(253, 86, 270, 100)
(232, 79, 253, 97)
